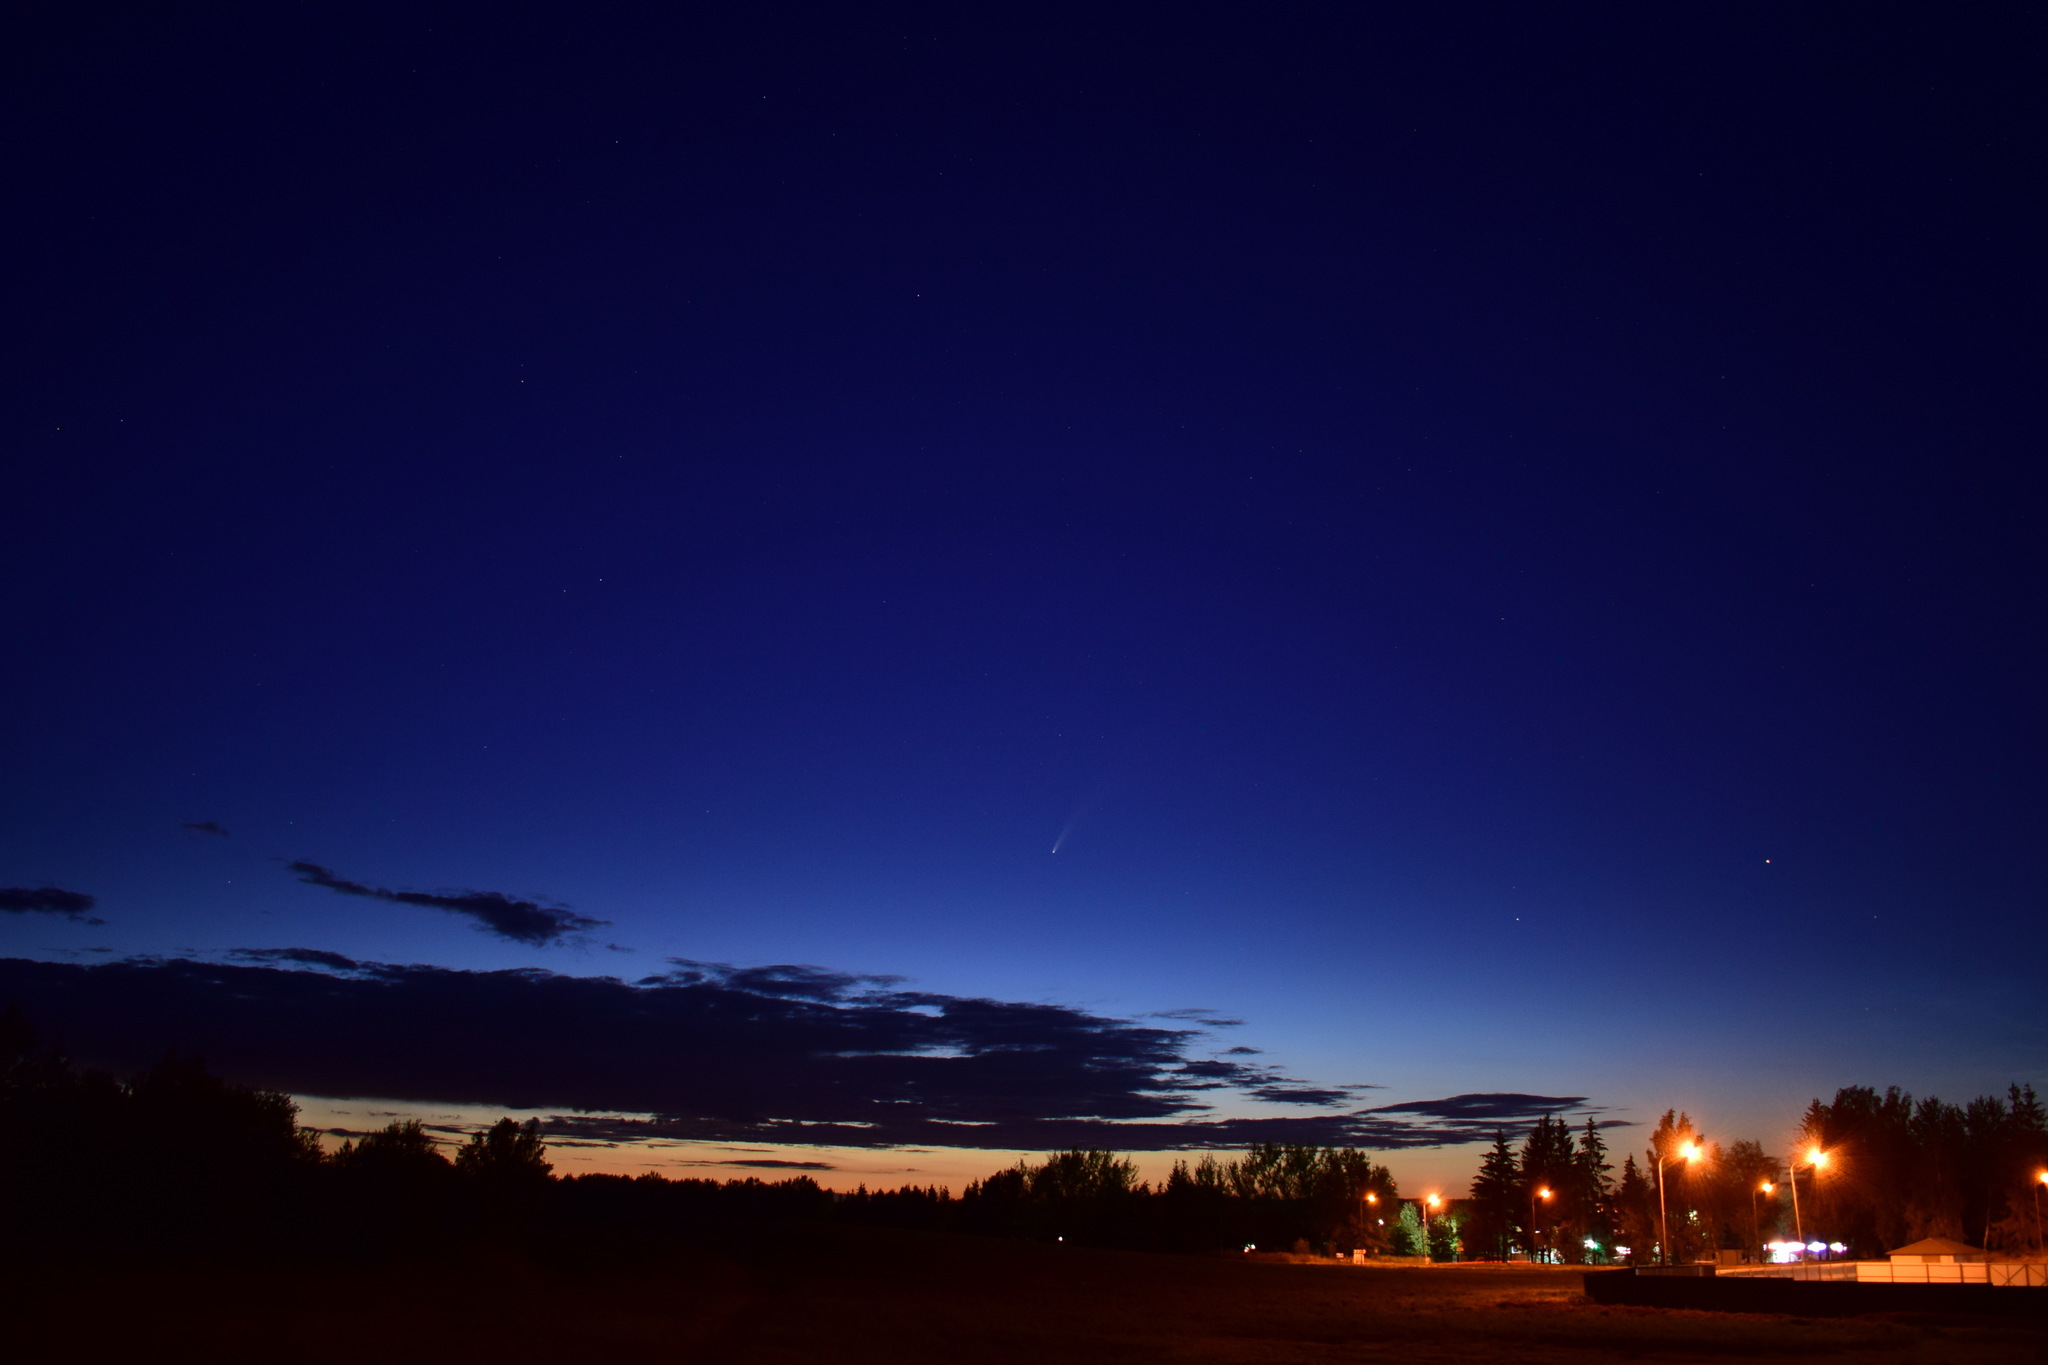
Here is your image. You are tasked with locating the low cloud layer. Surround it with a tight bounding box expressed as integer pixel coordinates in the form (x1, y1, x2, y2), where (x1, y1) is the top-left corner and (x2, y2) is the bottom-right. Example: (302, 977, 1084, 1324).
(287, 862, 607, 945)
(0, 887, 102, 922)
(0, 955, 1599, 1151)
(181, 821, 230, 838)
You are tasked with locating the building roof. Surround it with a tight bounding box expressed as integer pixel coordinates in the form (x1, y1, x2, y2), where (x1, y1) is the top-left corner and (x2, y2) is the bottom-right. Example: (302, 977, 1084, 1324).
(1886, 1237, 1984, 1258)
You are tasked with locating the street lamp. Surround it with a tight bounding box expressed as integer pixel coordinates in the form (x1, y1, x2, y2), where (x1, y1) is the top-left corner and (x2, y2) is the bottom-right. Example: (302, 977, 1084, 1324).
(1790, 1147, 1826, 1248)
(2033, 1170, 2045, 1253)
(1424, 1193, 1441, 1260)
(1531, 1186, 1552, 1263)
(1751, 1180, 1773, 1263)
(1656, 1140, 1701, 1266)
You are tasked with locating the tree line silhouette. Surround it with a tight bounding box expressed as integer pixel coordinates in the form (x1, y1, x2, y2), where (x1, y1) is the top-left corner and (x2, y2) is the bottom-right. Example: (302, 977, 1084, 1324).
(7, 1008, 2041, 1264)
(1604, 1086, 2048, 1263)
(1451, 1088, 2048, 1265)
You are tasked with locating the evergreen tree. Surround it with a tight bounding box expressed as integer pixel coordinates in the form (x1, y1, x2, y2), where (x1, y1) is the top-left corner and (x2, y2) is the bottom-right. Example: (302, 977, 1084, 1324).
(1615, 1154, 1654, 1263)
(1564, 1116, 1614, 1261)
(1466, 1131, 1519, 1260)
(1518, 1114, 1573, 1260)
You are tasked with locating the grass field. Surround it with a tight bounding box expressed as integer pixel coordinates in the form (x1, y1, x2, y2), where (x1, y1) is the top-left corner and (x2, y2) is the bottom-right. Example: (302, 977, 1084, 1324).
(10, 1227, 2043, 1363)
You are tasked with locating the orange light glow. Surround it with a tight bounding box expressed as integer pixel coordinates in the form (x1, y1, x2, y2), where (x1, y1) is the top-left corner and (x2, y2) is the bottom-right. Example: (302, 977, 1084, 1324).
(1537, 1187, 1551, 1200)
(1426, 1194, 1441, 1208)
(1759, 1181, 1774, 1194)
(1809, 1148, 1829, 1169)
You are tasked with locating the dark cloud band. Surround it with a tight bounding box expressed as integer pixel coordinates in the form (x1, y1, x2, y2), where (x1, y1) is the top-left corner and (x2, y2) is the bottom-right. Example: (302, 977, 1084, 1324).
(286, 861, 606, 945)
(0, 954, 1597, 1151)
(0, 887, 101, 921)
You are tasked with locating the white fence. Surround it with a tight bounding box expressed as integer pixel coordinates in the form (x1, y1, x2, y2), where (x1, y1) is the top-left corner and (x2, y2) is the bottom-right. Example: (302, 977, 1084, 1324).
(1716, 1260, 2048, 1287)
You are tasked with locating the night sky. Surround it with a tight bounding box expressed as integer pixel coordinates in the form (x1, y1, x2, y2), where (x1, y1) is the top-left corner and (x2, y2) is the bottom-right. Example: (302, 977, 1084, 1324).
(4, 6, 2042, 1192)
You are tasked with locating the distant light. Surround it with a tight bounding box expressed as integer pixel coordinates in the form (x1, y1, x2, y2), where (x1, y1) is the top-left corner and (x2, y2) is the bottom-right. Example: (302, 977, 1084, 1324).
(1616, 1246, 1632, 1257)
(1828, 1242, 1847, 1253)
(1760, 1181, 1774, 1194)
(1583, 1238, 1600, 1250)
(1244, 1243, 1255, 1253)
(1537, 1187, 1552, 1200)
(1808, 1148, 1828, 1168)
(1807, 1241, 1826, 1253)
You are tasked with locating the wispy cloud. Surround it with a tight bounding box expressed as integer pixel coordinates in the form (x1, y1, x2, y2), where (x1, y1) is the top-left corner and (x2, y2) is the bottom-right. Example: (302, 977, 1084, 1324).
(286, 861, 607, 945)
(693, 1158, 836, 1170)
(1363, 1093, 1591, 1124)
(181, 821, 230, 838)
(0, 887, 103, 923)
(0, 954, 1601, 1152)
(228, 947, 359, 971)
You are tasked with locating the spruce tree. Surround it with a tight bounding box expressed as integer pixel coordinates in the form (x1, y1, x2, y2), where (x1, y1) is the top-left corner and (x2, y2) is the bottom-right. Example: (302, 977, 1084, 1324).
(1468, 1130, 1520, 1259)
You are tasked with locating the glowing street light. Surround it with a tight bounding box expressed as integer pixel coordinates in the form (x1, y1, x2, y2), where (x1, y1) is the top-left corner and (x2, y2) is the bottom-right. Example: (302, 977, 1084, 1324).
(1750, 1179, 1773, 1262)
(2033, 1170, 2046, 1252)
(1423, 1193, 1442, 1260)
(1531, 1186, 1552, 1262)
(1789, 1147, 1826, 1248)
(1656, 1139, 1701, 1266)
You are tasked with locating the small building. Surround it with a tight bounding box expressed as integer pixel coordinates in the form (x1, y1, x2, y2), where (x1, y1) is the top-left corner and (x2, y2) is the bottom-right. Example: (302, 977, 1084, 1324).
(1885, 1237, 1989, 1264)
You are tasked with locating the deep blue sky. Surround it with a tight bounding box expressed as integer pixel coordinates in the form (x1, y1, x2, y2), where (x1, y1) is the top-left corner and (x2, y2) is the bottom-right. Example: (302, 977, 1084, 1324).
(3, 5, 2042, 1189)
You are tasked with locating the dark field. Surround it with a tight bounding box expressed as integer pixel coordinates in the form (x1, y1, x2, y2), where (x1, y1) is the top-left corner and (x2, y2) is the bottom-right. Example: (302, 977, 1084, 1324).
(10, 1228, 2042, 1363)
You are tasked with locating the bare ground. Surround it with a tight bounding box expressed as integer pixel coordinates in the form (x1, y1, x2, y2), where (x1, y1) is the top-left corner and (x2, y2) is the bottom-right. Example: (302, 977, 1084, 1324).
(9, 1226, 2041, 1363)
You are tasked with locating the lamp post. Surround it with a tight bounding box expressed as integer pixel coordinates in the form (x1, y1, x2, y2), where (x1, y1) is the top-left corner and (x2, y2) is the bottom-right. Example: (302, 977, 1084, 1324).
(1656, 1140, 1701, 1266)
(1530, 1186, 1551, 1263)
(2033, 1171, 2045, 1253)
(1752, 1180, 1772, 1263)
(1789, 1146, 1825, 1250)
(1424, 1193, 1441, 1261)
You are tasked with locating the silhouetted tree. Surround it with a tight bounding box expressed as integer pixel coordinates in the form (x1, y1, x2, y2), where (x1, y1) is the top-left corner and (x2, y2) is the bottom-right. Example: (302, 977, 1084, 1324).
(1564, 1116, 1615, 1262)
(455, 1117, 551, 1181)
(1466, 1131, 1519, 1259)
(330, 1120, 457, 1253)
(1614, 1154, 1654, 1263)
(1518, 1115, 1575, 1260)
